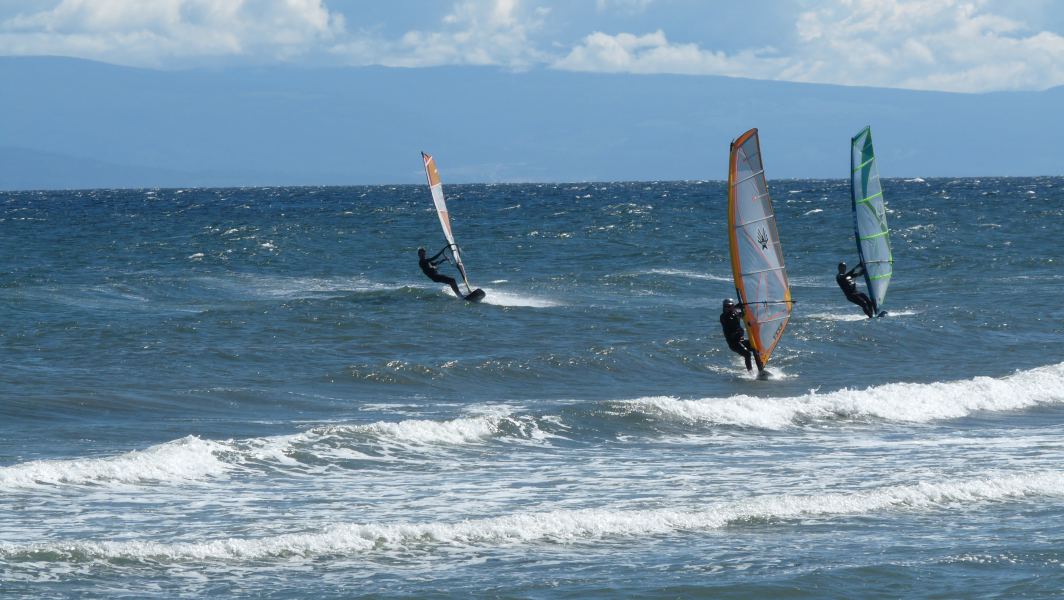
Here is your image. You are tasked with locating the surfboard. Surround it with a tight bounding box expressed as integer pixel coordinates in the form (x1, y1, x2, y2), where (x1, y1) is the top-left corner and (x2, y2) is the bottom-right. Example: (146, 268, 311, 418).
(727, 128, 793, 369)
(851, 126, 893, 313)
(421, 151, 485, 301)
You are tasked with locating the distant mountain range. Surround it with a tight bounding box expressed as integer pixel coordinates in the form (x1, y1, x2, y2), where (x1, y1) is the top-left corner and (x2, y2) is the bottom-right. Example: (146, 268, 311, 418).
(1, 56, 1060, 190)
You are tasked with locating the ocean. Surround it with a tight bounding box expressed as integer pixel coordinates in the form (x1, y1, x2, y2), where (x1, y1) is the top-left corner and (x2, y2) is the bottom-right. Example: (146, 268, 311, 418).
(1, 177, 1062, 598)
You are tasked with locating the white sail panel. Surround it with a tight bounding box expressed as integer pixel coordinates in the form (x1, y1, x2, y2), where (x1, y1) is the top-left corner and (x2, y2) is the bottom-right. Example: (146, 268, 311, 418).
(850, 126, 892, 311)
(727, 128, 792, 366)
(422, 152, 471, 291)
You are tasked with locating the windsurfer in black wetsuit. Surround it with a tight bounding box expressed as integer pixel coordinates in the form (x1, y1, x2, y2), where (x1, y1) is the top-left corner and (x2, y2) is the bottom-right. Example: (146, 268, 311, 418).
(418, 246, 464, 297)
(836, 262, 875, 318)
(720, 298, 764, 373)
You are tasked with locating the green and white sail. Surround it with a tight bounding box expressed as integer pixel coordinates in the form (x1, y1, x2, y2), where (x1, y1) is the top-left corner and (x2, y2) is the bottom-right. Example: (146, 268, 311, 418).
(850, 126, 892, 312)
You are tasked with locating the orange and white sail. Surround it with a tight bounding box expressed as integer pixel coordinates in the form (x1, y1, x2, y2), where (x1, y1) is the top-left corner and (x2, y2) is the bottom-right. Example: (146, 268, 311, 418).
(727, 129, 793, 367)
(422, 151, 471, 292)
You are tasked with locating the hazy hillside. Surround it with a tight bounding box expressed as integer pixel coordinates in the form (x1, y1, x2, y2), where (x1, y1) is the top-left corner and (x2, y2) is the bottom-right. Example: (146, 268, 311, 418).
(1, 57, 1060, 190)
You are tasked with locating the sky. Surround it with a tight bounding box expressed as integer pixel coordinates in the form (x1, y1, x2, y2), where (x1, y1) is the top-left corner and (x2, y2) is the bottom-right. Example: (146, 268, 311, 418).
(1, 0, 1064, 93)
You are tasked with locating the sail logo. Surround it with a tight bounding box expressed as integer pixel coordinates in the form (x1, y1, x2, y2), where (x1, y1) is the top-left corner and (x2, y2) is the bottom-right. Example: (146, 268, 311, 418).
(756, 227, 769, 250)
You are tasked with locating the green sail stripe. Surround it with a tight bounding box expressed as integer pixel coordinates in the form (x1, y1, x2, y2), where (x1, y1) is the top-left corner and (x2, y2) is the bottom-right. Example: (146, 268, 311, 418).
(852, 157, 874, 172)
(869, 272, 892, 281)
(856, 191, 883, 205)
(860, 230, 889, 240)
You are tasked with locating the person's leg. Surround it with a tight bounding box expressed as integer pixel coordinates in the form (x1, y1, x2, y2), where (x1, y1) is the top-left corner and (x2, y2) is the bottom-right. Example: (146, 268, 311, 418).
(430, 273, 463, 297)
(845, 293, 873, 317)
(744, 340, 764, 371)
(728, 338, 753, 371)
(857, 293, 875, 318)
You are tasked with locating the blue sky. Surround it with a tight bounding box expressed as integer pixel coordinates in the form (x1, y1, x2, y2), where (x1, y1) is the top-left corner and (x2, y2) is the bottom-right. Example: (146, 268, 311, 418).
(2, 0, 1064, 93)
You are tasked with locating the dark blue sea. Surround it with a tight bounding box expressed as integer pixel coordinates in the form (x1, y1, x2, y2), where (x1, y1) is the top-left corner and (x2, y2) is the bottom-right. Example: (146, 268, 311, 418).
(1, 177, 1063, 598)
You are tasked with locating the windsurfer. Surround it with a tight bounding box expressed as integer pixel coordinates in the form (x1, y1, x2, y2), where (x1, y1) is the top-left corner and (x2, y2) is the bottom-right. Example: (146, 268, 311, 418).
(836, 262, 875, 317)
(418, 247, 463, 297)
(720, 298, 764, 372)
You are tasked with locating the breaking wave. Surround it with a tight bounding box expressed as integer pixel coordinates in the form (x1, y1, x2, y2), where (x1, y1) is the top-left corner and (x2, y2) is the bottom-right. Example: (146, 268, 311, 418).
(0, 436, 229, 489)
(617, 362, 1064, 429)
(4, 471, 1060, 562)
(0, 413, 556, 490)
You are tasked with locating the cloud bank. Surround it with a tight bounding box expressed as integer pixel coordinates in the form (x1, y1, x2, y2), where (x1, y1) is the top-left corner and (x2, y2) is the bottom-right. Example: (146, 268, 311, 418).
(1, 0, 1063, 92)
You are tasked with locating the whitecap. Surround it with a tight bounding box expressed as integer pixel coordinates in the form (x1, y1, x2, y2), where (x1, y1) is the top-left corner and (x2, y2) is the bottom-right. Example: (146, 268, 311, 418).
(444, 287, 561, 308)
(0, 436, 229, 489)
(617, 362, 1064, 430)
(6, 471, 1059, 561)
(644, 268, 731, 282)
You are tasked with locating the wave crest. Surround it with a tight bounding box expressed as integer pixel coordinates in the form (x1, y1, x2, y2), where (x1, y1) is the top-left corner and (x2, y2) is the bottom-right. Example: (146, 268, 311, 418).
(5, 471, 1059, 562)
(617, 362, 1064, 429)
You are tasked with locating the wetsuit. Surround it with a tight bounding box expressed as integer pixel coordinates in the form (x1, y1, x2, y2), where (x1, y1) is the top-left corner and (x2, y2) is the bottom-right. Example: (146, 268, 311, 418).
(419, 248, 463, 297)
(836, 265, 875, 318)
(720, 305, 763, 372)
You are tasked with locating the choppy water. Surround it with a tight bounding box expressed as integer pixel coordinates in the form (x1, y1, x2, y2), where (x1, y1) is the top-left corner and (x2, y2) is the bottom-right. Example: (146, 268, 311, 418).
(1, 178, 1063, 598)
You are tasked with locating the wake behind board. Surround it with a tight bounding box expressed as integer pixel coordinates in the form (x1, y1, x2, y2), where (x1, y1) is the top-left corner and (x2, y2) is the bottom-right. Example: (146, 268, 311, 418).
(464, 288, 486, 303)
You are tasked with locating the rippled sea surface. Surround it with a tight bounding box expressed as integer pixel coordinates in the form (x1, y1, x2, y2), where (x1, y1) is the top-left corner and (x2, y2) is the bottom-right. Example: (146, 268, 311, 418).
(1, 178, 1063, 598)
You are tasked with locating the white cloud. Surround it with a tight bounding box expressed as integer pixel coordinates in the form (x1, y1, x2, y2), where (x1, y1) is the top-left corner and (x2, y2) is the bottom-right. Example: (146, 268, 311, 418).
(790, 0, 1064, 92)
(1, 0, 1063, 92)
(332, 0, 549, 69)
(554, 29, 787, 79)
(554, 0, 1064, 92)
(595, 0, 655, 15)
(0, 0, 345, 67)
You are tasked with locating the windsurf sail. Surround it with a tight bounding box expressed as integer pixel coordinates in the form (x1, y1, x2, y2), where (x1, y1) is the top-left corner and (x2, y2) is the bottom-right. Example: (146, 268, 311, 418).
(850, 126, 892, 312)
(727, 128, 793, 367)
(422, 151, 472, 293)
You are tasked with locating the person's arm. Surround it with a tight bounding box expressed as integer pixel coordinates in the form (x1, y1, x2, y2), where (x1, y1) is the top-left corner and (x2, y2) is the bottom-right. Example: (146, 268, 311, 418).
(847, 264, 865, 277)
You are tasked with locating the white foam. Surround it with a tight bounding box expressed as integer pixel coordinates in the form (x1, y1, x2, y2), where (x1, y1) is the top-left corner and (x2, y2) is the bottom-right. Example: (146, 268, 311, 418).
(807, 310, 919, 322)
(480, 288, 561, 308)
(0, 436, 229, 490)
(210, 275, 400, 299)
(445, 287, 561, 307)
(645, 268, 731, 282)
(806, 312, 873, 322)
(618, 362, 1064, 429)
(803, 208, 823, 215)
(0, 411, 559, 491)
(314, 416, 502, 446)
(7, 471, 1059, 561)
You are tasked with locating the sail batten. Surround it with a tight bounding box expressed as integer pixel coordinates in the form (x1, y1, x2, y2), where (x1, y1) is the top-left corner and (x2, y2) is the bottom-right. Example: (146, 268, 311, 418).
(727, 128, 793, 367)
(422, 151, 472, 293)
(850, 126, 893, 311)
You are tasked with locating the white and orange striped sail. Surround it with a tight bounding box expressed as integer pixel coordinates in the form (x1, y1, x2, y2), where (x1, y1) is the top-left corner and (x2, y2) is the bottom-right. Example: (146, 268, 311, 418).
(421, 151, 472, 292)
(727, 128, 793, 367)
